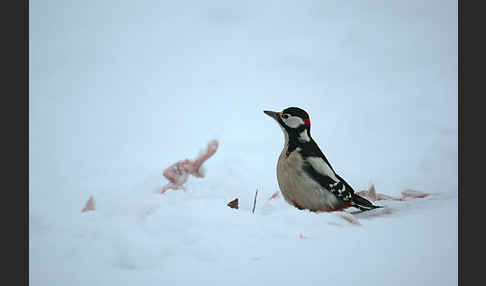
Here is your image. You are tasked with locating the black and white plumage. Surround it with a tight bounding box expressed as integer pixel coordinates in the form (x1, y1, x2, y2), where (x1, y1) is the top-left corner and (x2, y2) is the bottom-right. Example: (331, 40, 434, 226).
(264, 107, 381, 212)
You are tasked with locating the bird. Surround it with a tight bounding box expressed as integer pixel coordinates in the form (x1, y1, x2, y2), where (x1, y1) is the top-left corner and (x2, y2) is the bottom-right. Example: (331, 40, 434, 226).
(264, 107, 381, 212)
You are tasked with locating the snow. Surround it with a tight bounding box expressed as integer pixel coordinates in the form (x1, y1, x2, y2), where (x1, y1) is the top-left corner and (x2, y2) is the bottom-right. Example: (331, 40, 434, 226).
(29, 0, 457, 285)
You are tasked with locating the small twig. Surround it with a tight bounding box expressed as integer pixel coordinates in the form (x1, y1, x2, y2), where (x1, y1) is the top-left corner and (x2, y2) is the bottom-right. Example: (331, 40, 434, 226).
(252, 189, 258, 213)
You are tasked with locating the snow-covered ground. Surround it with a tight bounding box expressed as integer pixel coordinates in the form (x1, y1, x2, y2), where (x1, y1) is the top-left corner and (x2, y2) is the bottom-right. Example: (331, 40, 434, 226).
(29, 0, 457, 285)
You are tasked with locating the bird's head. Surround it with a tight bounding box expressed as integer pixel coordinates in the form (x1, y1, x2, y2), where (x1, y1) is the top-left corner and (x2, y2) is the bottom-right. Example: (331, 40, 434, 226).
(264, 107, 311, 142)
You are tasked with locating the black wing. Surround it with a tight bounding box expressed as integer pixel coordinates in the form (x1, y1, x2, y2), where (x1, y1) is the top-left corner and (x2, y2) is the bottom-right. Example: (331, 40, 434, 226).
(335, 174, 380, 211)
(302, 160, 354, 202)
(299, 139, 380, 211)
(301, 157, 380, 211)
(299, 139, 337, 173)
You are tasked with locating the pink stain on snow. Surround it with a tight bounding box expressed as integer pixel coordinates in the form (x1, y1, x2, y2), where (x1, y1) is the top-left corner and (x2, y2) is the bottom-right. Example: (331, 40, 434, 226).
(159, 140, 219, 194)
(376, 193, 404, 201)
(299, 233, 309, 240)
(81, 196, 95, 213)
(402, 189, 429, 199)
(358, 184, 377, 201)
(339, 212, 362, 226)
(358, 184, 429, 202)
(327, 221, 343, 227)
(268, 191, 281, 200)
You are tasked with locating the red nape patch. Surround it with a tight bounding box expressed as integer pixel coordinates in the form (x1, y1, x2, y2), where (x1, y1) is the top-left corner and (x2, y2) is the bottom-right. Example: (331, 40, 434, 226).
(304, 118, 311, 127)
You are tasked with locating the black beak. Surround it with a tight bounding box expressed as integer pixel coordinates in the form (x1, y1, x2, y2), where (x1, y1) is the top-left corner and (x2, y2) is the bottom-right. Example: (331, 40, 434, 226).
(263, 110, 279, 120)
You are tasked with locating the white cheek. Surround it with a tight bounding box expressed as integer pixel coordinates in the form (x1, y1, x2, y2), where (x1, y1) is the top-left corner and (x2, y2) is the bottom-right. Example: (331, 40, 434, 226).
(284, 116, 304, 128)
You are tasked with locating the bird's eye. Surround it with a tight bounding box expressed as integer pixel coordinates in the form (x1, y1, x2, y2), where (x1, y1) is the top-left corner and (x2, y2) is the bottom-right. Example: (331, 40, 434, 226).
(281, 114, 289, 119)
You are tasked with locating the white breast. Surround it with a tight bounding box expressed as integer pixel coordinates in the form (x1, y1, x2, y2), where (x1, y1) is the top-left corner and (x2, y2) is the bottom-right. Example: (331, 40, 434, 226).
(276, 147, 341, 211)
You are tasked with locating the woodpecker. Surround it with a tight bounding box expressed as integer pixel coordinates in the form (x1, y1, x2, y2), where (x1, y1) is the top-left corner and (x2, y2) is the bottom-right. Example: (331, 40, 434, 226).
(264, 107, 381, 212)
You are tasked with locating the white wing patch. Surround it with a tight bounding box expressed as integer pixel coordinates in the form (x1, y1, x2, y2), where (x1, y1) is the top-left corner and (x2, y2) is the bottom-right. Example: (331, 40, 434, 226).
(298, 130, 310, 142)
(307, 157, 340, 183)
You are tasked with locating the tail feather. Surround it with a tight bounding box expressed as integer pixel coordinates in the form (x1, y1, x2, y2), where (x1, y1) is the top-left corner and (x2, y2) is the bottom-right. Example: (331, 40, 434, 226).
(351, 193, 382, 211)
